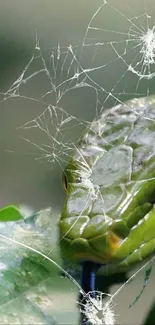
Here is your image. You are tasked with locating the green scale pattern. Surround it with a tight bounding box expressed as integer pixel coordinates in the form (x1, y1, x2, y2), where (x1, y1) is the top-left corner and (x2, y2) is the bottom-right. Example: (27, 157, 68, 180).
(59, 95, 155, 275)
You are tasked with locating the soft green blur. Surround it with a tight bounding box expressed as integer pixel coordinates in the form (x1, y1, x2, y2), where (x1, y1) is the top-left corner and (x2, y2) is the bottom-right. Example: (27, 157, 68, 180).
(0, 1, 155, 324)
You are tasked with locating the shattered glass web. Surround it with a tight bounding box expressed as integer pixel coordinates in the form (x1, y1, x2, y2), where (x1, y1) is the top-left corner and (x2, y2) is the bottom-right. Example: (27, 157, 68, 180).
(1, 0, 155, 324)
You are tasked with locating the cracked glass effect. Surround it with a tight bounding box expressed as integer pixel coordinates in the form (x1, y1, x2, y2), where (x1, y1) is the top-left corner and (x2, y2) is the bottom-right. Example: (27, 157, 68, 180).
(1, 0, 155, 324)
(3, 0, 155, 165)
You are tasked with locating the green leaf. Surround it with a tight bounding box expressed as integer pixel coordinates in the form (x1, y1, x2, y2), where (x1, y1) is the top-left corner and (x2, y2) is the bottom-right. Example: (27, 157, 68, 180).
(129, 266, 152, 308)
(0, 205, 23, 222)
(0, 207, 70, 325)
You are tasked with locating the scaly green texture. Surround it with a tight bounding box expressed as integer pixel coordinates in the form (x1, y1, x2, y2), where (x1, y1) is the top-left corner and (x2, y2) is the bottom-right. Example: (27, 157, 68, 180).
(59, 95, 155, 275)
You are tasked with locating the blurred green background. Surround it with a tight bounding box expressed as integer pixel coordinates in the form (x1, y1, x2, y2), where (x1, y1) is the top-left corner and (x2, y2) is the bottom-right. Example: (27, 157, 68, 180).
(0, 0, 155, 324)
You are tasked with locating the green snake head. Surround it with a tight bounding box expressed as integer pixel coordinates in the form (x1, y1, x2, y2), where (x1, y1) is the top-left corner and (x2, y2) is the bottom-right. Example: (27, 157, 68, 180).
(59, 96, 155, 275)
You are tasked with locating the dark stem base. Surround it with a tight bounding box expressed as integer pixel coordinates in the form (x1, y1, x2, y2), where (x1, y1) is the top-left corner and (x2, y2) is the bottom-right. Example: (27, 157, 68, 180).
(79, 262, 102, 325)
(79, 262, 128, 325)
